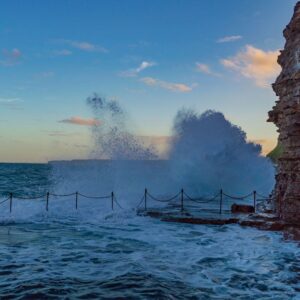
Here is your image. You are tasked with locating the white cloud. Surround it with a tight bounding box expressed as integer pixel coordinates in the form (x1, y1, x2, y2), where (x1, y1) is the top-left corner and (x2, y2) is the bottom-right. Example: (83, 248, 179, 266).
(196, 62, 221, 77)
(58, 39, 108, 53)
(217, 35, 242, 43)
(220, 45, 280, 87)
(119, 61, 156, 77)
(140, 77, 194, 93)
(0, 97, 23, 109)
(0, 97, 21, 102)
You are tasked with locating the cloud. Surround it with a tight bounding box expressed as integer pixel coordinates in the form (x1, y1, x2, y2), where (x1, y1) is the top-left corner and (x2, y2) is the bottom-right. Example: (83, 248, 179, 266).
(45, 130, 77, 137)
(59, 39, 108, 53)
(217, 35, 242, 43)
(37, 71, 55, 78)
(138, 135, 172, 158)
(53, 49, 72, 56)
(0, 48, 22, 66)
(58, 116, 101, 126)
(119, 61, 156, 77)
(249, 138, 276, 156)
(128, 40, 150, 48)
(0, 97, 23, 109)
(196, 62, 221, 77)
(0, 97, 21, 103)
(140, 77, 194, 92)
(74, 144, 89, 148)
(220, 45, 280, 87)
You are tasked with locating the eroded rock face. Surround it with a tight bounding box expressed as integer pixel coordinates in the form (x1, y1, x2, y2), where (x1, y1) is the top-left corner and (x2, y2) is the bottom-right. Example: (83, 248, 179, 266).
(268, 2, 300, 224)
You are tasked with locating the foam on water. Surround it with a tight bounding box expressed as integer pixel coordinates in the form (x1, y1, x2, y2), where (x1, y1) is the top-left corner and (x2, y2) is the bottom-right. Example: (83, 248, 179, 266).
(0, 213, 299, 299)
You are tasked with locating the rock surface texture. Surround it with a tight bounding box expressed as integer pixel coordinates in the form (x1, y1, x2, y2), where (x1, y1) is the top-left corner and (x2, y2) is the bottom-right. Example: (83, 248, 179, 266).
(268, 2, 300, 224)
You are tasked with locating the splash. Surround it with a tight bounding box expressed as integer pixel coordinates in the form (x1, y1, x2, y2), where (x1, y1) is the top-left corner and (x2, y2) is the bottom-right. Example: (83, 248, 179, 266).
(87, 93, 157, 160)
(20, 95, 273, 216)
(168, 109, 275, 195)
(49, 98, 274, 208)
(0, 98, 275, 219)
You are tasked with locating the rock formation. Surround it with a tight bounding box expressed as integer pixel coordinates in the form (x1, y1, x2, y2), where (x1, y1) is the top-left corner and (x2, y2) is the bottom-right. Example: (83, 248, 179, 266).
(268, 2, 300, 224)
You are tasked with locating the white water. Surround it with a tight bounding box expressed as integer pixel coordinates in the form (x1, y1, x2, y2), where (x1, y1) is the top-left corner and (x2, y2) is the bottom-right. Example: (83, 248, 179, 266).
(0, 95, 290, 299)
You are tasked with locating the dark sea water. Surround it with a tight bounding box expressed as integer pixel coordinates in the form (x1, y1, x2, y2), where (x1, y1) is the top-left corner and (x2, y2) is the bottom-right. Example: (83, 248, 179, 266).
(0, 163, 299, 299)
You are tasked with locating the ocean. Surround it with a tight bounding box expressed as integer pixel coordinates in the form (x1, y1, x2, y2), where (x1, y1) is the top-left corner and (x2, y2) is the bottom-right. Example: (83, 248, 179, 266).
(0, 162, 299, 299)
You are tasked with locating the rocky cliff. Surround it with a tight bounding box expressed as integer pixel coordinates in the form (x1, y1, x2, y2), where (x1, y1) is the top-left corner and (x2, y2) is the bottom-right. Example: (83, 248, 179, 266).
(268, 2, 300, 224)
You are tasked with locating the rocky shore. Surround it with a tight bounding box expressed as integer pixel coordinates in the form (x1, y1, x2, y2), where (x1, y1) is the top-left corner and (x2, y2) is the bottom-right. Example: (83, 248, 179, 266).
(268, 2, 300, 224)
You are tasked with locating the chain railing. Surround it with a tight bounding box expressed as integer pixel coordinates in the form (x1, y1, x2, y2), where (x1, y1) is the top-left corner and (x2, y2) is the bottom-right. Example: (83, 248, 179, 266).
(0, 188, 274, 215)
(0, 191, 115, 213)
(139, 188, 274, 215)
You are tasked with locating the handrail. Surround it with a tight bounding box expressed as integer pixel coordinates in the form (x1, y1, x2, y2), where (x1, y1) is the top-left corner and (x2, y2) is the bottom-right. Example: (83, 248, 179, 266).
(0, 188, 274, 214)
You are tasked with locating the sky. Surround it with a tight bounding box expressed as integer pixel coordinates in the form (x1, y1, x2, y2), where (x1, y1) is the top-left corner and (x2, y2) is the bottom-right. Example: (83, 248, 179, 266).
(0, 0, 298, 163)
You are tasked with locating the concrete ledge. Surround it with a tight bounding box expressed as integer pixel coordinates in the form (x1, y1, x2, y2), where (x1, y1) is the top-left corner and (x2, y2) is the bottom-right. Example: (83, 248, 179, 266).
(138, 209, 300, 241)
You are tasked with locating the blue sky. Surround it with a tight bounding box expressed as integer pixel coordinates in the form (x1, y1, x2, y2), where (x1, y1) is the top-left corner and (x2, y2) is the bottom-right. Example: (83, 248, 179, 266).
(0, 0, 298, 162)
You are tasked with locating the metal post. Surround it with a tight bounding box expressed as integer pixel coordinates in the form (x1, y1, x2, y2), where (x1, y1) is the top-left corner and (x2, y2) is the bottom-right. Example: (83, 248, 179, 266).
(253, 190, 256, 213)
(9, 193, 12, 213)
(219, 189, 223, 214)
(144, 188, 147, 211)
(181, 188, 184, 213)
(75, 192, 78, 210)
(46, 192, 49, 211)
(111, 192, 114, 210)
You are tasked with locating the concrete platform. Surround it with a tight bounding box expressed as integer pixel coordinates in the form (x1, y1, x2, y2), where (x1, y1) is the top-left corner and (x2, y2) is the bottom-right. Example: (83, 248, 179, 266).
(136, 207, 300, 240)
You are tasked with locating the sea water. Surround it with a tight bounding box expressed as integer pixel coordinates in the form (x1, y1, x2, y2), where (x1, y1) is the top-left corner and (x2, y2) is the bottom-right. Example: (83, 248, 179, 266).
(0, 163, 299, 299)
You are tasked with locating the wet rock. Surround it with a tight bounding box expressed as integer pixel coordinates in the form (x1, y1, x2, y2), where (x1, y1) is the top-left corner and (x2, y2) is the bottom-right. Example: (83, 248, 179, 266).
(268, 2, 300, 224)
(283, 226, 300, 240)
(161, 217, 239, 225)
(231, 204, 255, 214)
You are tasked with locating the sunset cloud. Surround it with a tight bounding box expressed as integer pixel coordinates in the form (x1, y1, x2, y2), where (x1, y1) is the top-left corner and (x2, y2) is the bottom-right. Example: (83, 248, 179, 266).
(0, 48, 22, 66)
(119, 61, 156, 77)
(249, 138, 277, 155)
(196, 63, 220, 77)
(138, 135, 173, 158)
(220, 45, 280, 87)
(59, 116, 101, 126)
(140, 77, 194, 92)
(217, 35, 242, 43)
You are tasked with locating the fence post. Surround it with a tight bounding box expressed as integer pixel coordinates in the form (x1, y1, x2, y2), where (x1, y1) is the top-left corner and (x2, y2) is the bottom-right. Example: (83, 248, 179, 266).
(111, 192, 114, 210)
(75, 192, 78, 210)
(9, 193, 12, 213)
(144, 188, 147, 211)
(253, 190, 256, 213)
(219, 189, 223, 214)
(46, 192, 49, 211)
(181, 188, 184, 213)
